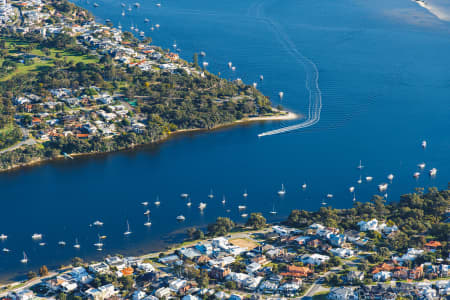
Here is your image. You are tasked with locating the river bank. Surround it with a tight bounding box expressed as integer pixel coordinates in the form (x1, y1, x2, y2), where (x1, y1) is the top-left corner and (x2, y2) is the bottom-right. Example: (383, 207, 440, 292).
(0, 110, 299, 173)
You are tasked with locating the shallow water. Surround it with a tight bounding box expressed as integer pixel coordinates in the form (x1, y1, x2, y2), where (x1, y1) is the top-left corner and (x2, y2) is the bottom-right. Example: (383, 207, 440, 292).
(0, 0, 449, 281)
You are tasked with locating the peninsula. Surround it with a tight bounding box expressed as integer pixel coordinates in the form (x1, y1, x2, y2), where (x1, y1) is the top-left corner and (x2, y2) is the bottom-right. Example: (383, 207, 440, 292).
(0, 0, 296, 171)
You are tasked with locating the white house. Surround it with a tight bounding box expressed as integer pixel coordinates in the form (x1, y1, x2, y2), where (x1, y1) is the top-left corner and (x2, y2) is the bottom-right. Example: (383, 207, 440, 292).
(357, 219, 379, 231)
(373, 271, 391, 282)
(301, 254, 330, 266)
(246, 262, 261, 274)
(328, 287, 357, 300)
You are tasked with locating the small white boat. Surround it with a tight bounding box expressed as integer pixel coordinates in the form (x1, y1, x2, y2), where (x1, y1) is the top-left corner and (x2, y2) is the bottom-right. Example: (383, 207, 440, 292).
(421, 140, 427, 148)
(365, 176, 373, 182)
(260, 75, 264, 81)
(387, 174, 394, 181)
(154, 196, 161, 206)
(243, 189, 248, 198)
(58, 241, 66, 246)
(121, 11, 125, 16)
(238, 205, 246, 210)
(241, 213, 248, 218)
(321, 199, 327, 206)
(357, 176, 362, 184)
(140, 31, 145, 37)
(145, 18, 150, 23)
(74, 238, 80, 249)
(0, 234, 7, 240)
(155, 24, 160, 28)
(222, 195, 226, 204)
(121, 3, 126, 7)
(278, 91, 284, 100)
(253, 82, 257, 88)
(278, 184, 286, 196)
(228, 62, 232, 68)
(2, 248, 10, 253)
(144, 209, 150, 215)
(124, 220, 132, 236)
(176, 215, 185, 221)
(21, 252, 28, 264)
(144, 215, 152, 227)
(156, 3, 161, 7)
(349, 186, 355, 193)
(173, 41, 177, 48)
(142, 201, 149, 206)
(357, 160, 364, 169)
(352, 192, 356, 202)
(93, 220, 103, 226)
(32, 233, 42, 240)
(200, 51, 206, 56)
(93, 235, 103, 248)
(180, 193, 189, 198)
(413, 172, 420, 179)
(378, 183, 388, 192)
(429, 168, 437, 176)
(150, 26, 154, 31)
(326, 194, 334, 198)
(199, 202, 207, 210)
(418, 162, 426, 169)
(186, 200, 192, 207)
(202, 61, 209, 68)
(269, 203, 277, 215)
(231, 66, 236, 71)
(302, 183, 307, 189)
(39, 242, 46, 246)
(208, 189, 214, 199)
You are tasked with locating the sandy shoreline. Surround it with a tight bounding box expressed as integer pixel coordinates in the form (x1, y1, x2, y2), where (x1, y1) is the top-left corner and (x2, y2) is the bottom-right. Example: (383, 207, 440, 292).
(0, 110, 299, 173)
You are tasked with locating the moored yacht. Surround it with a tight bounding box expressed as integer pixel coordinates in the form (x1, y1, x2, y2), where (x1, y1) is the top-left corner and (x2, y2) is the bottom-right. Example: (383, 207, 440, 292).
(387, 174, 394, 181)
(378, 183, 388, 192)
(144, 215, 152, 227)
(421, 140, 427, 148)
(277, 184, 286, 196)
(302, 183, 307, 189)
(58, 241, 66, 246)
(429, 168, 437, 176)
(93, 220, 103, 226)
(278, 91, 284, 100)
(413, 172, 420, 178)
(123, 220, 132, 236)
(176, 215, 185, 221)
(418, 162, 426, 169)
(74, 238, 80, 249)
(238, 205, 246, 210)
(180, 193, 189, 198)
(21, 252, 28, 264)
(365, 176, 373, 182)
(32, 233, 42, 240)
(349, 186, 355, 193)
(0, 234, 7, 240)
(144, 209, 150, 215)
(208, 189, 214, 199)
(199, 202, 207, 210)
(357, 176, 362, 184)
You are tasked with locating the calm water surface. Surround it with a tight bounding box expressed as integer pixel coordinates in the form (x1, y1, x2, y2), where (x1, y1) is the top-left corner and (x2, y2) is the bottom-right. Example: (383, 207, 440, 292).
(0, 0, 449, 280)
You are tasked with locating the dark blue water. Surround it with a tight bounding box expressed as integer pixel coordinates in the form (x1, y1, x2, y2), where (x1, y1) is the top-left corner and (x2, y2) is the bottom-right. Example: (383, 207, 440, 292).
(0, 0, 449, 280)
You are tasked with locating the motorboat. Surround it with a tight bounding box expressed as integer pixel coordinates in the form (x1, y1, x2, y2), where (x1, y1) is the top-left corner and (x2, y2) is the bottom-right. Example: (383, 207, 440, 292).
(429, 168, 437, 176)
(32, 233, 42, 240)
(176, 215, 185, 221)
(378, 183, 388, 192)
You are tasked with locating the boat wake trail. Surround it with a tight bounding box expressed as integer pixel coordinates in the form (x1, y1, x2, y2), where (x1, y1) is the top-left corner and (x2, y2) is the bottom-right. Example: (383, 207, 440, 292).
(254, 0, 322, 137)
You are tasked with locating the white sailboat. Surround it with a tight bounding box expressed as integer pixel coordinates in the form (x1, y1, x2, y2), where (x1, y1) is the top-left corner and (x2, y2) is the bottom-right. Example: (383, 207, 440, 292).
(326, 194, 334, 198)
(352, 192, 356, 202)
(260, 75, 264, 81)
(357, 160, 364, 169)
(321, 199, 327, 206)
(186, 198, 192, 207)
(199, 202, 207, 210)
(94, 235, 103, 248)
(154, 196, 160, 206)
(180, 193, 189, 198)
(208, 189, 214, 199)
(124, 220, 132, 236)
(269, 202, 277, 215)
(418, 162, 426, 169)
(144, 209, 150, 215)
(365, 176, 373, 182)
(144, 215, 152, 227)
(413, 172, 420, 179)
(277, 184, 286, 196)
(349, 186, 355, 193)
(93, 220, 103, 226)
(357, 175, 362, 184)
(58, 241, 66, 246)
(142, 201, 149, 206)
(278, 91, 284, 100)
(21, 252, 28, 264)
(421, 140, 427, 148)
(302, 183, 307, 189)
(0, 234, 7, 240)
(387, 174, 394, 181)
(222, 195, 226, 204)
(238, 205, 246, 210)
(74, 238, 80, 249)
(228, 62, 232, 68)
(243, 189, 248, 198)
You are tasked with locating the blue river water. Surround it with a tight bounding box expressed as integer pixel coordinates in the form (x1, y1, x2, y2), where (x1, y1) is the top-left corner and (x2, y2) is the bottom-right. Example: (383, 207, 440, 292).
(0, 0, 449, 280)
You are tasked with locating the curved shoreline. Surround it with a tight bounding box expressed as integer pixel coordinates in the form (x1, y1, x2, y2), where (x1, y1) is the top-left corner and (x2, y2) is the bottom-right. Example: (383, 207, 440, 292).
(0, 110, 299, 173)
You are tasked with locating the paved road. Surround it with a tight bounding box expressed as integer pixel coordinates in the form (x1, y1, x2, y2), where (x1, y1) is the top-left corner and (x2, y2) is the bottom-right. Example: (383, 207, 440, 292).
(0, 127, 36, 154)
